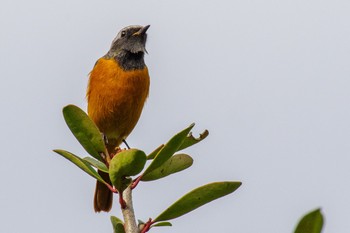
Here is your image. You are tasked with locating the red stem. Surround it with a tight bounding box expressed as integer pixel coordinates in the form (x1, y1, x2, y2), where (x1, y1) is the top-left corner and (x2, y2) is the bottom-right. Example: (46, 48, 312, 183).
(131, 175, 143, 189)
(106, 183, 118, 193)
(140, 218, 154, 233)
(119, 192, 126, 209)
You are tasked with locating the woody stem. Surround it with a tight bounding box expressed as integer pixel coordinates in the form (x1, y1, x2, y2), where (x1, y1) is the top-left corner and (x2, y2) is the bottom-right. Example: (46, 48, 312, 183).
(121, 185, 138, 233)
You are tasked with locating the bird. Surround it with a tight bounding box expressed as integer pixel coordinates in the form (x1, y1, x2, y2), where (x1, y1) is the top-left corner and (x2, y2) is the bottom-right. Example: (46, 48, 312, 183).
(86, 25, 151, 212)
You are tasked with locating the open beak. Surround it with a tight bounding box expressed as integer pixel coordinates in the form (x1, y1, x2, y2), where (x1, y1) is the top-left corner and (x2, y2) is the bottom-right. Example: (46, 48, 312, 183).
(133, 25, 150, 36)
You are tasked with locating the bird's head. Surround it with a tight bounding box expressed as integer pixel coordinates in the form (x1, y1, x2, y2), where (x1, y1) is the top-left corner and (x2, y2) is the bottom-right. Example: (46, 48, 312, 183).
(108, 25, 150, 56)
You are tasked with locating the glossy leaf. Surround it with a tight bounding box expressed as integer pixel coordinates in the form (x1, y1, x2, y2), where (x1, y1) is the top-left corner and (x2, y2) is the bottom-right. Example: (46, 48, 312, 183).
(147, 144, 164, 160)
(152, 222, 172, 227)
(83, 157, 108, 173)
(143, 124, 194, 177)
(294, 208, 324, 233)
(109, 149, 147, 191)
(110, 216, 125, 233)
(177, 129, 209, 151)
(53, 149, 108, 185)
(63, 104, 105, 161)
(141, 154, 193, 181)
(154, 181, 241, 222)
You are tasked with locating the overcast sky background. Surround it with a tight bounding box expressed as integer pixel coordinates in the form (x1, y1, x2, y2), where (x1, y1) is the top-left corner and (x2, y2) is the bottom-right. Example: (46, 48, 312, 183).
(1, 0, 350, 232)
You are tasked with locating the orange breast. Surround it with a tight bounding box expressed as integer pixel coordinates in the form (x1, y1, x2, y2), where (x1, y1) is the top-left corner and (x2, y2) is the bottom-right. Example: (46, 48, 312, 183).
(87, 58, 150, 146)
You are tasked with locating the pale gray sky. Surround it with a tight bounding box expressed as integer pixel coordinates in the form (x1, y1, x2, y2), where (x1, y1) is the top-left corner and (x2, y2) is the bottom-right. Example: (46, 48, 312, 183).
(1, 0, 350, 232)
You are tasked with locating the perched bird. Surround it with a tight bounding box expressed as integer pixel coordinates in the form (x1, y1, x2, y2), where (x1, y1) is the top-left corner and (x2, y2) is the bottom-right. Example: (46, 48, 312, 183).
(86, 25, 151, 212)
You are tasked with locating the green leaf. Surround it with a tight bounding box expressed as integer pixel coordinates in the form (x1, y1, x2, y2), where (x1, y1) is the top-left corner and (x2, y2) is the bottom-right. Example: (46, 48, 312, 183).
(63, 104, 105, 161)
(141, 154, 193, 181)
(147, 144, 164, 160)
(53, 149, 108, 185)
(109, 149, 147, 191)
(177, 129, 209, 151)
(152, 222, 172, 227)
(294, 208, 324, 233)
(110, 216, 125, 233)
(83, 157, 108, 173)
(143, 124, 195, 177)
(154, 181, 242, 222)
(147, 127, 208, 160)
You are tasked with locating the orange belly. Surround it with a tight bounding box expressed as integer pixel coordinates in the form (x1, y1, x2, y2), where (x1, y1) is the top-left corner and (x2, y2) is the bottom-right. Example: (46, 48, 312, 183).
(87, 58, 150, 146)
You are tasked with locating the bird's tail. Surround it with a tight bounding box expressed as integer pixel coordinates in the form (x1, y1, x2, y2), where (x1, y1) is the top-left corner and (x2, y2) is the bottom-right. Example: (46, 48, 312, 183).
(93, 139, 120, 212)
(94, 170, 113, 212)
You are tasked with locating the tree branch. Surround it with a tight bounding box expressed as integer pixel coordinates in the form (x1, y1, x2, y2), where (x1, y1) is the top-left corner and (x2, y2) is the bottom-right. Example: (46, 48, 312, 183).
(121, 186, 138, 233)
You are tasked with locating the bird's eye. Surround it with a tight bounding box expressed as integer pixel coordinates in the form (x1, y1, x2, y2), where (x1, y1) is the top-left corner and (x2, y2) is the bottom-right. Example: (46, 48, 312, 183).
(121, 31, 126, 37)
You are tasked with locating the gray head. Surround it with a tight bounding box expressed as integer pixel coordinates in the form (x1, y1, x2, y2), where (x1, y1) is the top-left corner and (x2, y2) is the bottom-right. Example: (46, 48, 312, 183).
(111, 25, 150, 53)
(106, 25, 150, 70)
(107, 25, 150, 63)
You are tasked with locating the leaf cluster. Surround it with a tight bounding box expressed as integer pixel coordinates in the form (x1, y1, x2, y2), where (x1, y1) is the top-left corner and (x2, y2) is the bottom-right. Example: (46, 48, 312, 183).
(54, 105, 325, 233)
(53, 105, 241, 232)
